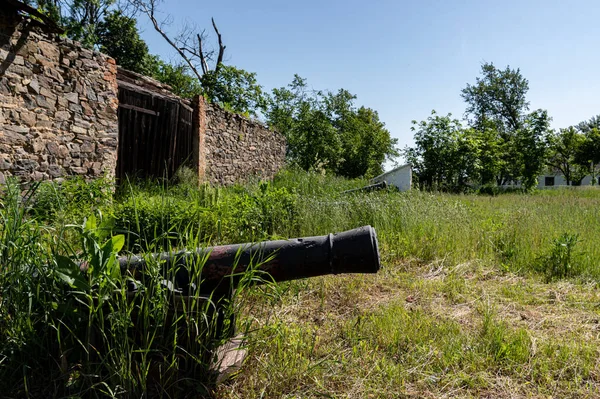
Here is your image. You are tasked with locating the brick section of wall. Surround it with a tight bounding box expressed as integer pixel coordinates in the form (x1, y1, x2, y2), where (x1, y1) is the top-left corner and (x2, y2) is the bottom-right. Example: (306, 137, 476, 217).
(0, 13, 118, 183)
(192, 95, 208, 182)
(203, 99, 286, 185)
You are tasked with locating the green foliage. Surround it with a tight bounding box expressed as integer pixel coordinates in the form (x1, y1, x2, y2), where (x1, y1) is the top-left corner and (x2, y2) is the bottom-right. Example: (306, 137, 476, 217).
(110, 178, 299, 251)
(478, 304, 531, 366)
(267, 75, 398, 178)
(96, 10, 152, 74)
(0, 182, 253, 397)
(516, 109, 551, 190)
(202, 65, 269, 117)
(28, 0, 62, 24)
(5, 171, 600, 396)
(145, 57, 204, 99)
(64, 0, 115, 48)
(576, 114, 600, 134)
(537, 232, 581, 282)
(404, 111, 471, 191)
(575, 125, 600, 181)
(461, 63, 552, 188)
(29, 175, 113, 223)
(229, 181, 298, 239)
(546, 126, 588, 185)
(409, 64, 553, 190)
(461, 62, 530, 133)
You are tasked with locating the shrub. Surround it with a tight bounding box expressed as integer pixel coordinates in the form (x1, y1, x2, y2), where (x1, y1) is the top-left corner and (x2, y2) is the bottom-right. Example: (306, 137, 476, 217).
(536, 232, 581, 282)
(29, 176, 113, 222)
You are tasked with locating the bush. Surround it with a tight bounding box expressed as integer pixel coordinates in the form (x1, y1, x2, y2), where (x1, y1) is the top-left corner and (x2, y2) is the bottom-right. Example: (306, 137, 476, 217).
(29, 176, 113, 222)
(536, 232, 581, 282)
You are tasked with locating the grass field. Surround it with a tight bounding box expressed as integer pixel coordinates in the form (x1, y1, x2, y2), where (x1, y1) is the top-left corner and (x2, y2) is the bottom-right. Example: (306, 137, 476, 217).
(2, 169, 600, 398)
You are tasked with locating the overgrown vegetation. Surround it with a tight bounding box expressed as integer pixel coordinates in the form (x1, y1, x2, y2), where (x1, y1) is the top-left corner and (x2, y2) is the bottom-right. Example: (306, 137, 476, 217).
(3, 170, 600, 397)
(405, 63, 600, 192)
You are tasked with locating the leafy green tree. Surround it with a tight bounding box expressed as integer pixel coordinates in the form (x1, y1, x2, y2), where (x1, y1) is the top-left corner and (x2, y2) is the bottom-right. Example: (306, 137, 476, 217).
(461, 62, 530, 132)
(575, 116, 600, 184)
(546, 126, 587, 185)
(64, 0, 115, 48)
(267, 76, 397, 177)
(96, 10, 151, 74)
(144, 56, 203, 99)
(461, 63, 551, 187)
(201, 65, 269, 117)
(516, 109, 551, 190)
(577, 115, 600, 134)
(575, 127, 600, 184)
(404, 111, 464, 190)
(24, 0, 62, 24)
(334, 106, 398, 178)
(268, 77, 341, 172)
(471, 124, 503, 186)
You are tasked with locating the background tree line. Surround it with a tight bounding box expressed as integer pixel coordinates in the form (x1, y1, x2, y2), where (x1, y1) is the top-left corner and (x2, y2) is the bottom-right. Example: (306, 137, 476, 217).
(22, 0, 398, 179)
(404, 63, 600, 192)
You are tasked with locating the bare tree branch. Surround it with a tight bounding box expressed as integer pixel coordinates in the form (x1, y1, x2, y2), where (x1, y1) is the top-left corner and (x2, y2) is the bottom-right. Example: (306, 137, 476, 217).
(211, 17, 225, 73)
(131, 0, 226, 81)
(134, 0, 203, 81)
(197, 33, 208, 74)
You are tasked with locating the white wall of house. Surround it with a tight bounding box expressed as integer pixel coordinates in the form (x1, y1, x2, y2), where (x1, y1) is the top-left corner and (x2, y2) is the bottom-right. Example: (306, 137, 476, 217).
(371, 164, 412, 191)
(538, 174, 600, 187)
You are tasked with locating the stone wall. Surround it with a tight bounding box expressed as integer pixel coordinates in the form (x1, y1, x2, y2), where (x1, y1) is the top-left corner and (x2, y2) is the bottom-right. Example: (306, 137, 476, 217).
(0, 8, 284, 186)
(201, 99, 286, 185)
(0, 12, 118, 183)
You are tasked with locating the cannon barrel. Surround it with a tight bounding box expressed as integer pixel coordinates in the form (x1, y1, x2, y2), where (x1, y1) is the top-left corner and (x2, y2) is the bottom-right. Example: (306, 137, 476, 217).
(119, 225, 380, 294)
(341, 181, 388, 194)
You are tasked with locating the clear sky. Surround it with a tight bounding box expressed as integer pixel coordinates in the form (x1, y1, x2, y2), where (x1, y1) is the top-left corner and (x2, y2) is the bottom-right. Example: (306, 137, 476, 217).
(138, 0, 600, 165)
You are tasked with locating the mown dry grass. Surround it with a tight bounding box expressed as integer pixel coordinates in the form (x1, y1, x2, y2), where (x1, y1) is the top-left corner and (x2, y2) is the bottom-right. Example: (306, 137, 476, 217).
(217, 259, 600, 398)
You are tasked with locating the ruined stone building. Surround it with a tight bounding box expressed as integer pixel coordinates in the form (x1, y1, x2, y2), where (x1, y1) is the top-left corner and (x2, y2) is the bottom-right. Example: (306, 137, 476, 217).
(0, 4, 285, 185)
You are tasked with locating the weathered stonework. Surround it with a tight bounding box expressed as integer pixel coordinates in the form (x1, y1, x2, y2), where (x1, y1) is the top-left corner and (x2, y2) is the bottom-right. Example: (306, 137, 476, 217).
(201, 98, 286, 185)
(0, 12, 118, 183)
(0, 8, 285, 186)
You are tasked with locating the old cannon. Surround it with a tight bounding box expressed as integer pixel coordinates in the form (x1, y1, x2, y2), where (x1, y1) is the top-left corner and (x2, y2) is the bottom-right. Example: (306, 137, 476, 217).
(117, 225, 380, 383)
(341, 181, 388, 194)
(118, 225, 380, 295)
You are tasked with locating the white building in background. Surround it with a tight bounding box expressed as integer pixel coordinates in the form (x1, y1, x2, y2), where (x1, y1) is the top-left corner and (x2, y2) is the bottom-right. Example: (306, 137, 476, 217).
(501, 173, 600, 188)
(537, 173, 600, 188)
(371, 164, 412, 191)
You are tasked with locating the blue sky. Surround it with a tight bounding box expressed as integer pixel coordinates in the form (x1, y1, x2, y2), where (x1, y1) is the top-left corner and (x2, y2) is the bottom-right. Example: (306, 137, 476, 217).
(138, 0, 600, 165)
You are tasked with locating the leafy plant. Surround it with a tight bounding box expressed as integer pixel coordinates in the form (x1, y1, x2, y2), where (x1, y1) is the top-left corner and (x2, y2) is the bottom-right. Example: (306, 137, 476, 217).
(537, 232, 581, 282)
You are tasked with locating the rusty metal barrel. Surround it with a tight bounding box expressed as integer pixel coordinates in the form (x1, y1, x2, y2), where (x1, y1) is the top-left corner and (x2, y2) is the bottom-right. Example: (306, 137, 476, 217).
(119, 225, 380, 294)
(341, 181, 388, 194)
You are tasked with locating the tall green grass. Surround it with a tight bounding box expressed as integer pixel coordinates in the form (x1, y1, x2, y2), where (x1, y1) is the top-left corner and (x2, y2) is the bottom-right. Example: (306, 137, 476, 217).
(3, 169, 600, 396)
(0, 179, 261, 398)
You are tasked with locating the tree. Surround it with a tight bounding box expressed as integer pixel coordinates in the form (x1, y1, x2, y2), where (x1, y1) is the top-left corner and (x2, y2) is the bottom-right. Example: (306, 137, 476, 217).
(268, 77, 341, 172)
(403, 111, 465, 190)
(471, 124, 503, 186)
(575, 116, 600, 184)
(267, 76, 397, 177)
(516, 109, 551, 190)
(546, 126, 587, 186)
(201, 65, 268, 117)
(461, 63, 551, 187)
(144, 56, 203, 98)
(21, 0, 63, 27)
(64, 0, 115, 48)
(96, 10, 151, 74)
(461, 62, 530, 133)
(577, 115, 600, 134)
(575, 127, 600, 184)
(131, 0, 225, 83)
